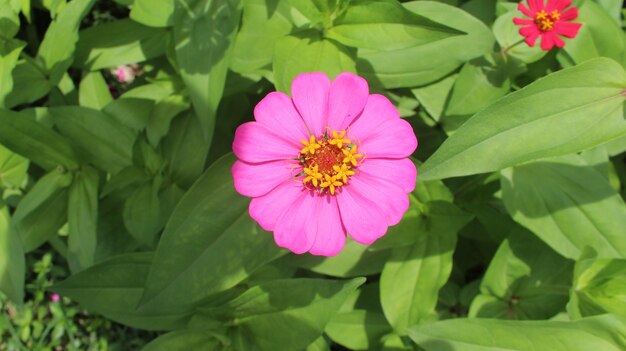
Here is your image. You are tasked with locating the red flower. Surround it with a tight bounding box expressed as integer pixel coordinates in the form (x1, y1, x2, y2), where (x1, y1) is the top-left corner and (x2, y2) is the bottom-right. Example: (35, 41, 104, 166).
(513, 0, 582, 50)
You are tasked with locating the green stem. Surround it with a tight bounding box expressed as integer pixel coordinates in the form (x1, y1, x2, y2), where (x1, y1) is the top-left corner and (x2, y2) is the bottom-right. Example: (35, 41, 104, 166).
(501, 38, 526, 57)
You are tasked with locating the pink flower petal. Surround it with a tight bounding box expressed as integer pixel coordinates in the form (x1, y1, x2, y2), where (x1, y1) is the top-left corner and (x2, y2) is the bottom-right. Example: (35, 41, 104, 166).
(513, 18, 534, 25)
(517, 2, 534, 17)
(233, 122, 299, 163)
(308, 195, 346, 256)
(527, 0, 543, 12)
(540, 32, 555, 50)
(327, 72, 369, 131)
(249, 180, 304, 231)
(255, 92, 309, 141)
(520, 25, 540, 37)
(349, 174, 409, 226)
(554, 0, 572, 11)
(554, 21, 581, 37)
(559, 8, 578, 21)
(336, 184, 388, 245)
(348, 94, 399, 141)
(358, 158, 417, 193)
(291, 72, 330, 137)
(548, 31, 566, 48)
(232, 160, 300, 198)
(359, 118, 417, 159)
(274, 190, 316, 254)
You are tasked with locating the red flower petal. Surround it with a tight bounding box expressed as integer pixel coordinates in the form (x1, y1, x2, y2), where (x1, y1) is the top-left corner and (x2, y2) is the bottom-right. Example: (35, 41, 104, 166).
(554, 21, 582, 38)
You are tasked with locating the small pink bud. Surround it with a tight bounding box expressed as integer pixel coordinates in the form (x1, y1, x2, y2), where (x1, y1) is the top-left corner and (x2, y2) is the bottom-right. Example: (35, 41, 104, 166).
(8, 307, 15, 318)
(50, 294, 60, 303)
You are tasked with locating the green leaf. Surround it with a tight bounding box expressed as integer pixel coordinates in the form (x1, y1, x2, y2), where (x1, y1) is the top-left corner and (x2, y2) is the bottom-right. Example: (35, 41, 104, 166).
(0, 0, 20, 37)
(173, 0, 242, 141)
(327, 0, 459, 51)
(49, 106, 135, 173)
(469, 226, 573, 319)
(4, 59, 51, 108)
(13, 169, 72, 251)
(146, 94, 188, 147)
(288, 239, 390, 278)
(130, 0, 174, 28)
(36, 0, 96, 84)
(494, 11, 546, 63)
(74, 19, 168, 70)
(441, 55, 513, 133)
(67, 166, 99, 272)
(0, 144, 28, 189)
(357, 1, 494, 88)
(380, 225, 457, 334)
(0, 38, 25, 108)
(139, 153, 283, 308)
(78, 71, 113, 110)
(419, 58, 626, 180)
(162, 111, 210, 188)
(501, 155, 626, 260)
(0, 109, 79, 171)
(326, 310, 391, 350)
(123, 179, 162, 248)
(142, 330, 222, 351)
(408, 314, 626, 351)
(208, 278, 365, 351)
(103, 97, 155, 132)
(411, 73, 457, 122)
(51, 252, 193, 331)
(230, 0, 305, 74)
(569, 256, 626, 319)
(0, 204, 24, 303)
(273, 32, 356, 93)
(561, 1, 625, 67)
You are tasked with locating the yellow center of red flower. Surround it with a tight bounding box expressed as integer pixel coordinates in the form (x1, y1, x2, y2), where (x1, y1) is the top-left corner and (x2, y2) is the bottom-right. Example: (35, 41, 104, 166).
(300, 130, 362, 195)
(535, 10, 560, 31)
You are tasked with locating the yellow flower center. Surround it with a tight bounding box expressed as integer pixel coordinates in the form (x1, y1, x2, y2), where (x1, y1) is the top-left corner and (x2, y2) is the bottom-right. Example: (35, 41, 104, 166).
(300, 130, 363, 195)
(535, 9, 560, 31)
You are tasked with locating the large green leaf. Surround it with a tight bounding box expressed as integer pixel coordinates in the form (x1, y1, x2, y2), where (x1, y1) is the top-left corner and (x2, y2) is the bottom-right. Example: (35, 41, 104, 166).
(130, 0, 175, 28)
(0, 144, 28, 189)
(561, 1, 625, 67)
(420, 58, 626, 180)
(569, 256, 626, 319)
(501, 155, 626, 260)
(139, 154, 282, 308)
(67, 166, 99, 272)
(4, 59, 51, 108)
(357, 1, 494, 88)
(272, 32, 356, 93)
(173, 0, 241, 141)
(288, 239, 391, 278)
(205, 278, 365, 351)
(123, 179, 162, 248)
(0, 38, 25, 108)
(230, 0, 306, 74)
(469, 226, 573, 319)
(380, 224, 457, 334)
(78, 71, 113, 110)
(49, 106, 135, 174)
(36, 0, 96, 84)
(51, 252, 193, 331)
(408, 314, 626, 351)
(142, 330, 222, 351)
(325, 310, 391, 350)
(74, 19, 168, 70)
(13, 169, 72, 251)
(0, 204, 24, 303)
(0, 109, 78, 171)
(326, 0, 458, 51)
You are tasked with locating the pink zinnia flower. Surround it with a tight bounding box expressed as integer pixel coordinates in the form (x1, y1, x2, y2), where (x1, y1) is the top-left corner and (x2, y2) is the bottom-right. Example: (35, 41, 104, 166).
(232, 72, 417, 256)
(513, 0, 582, 50)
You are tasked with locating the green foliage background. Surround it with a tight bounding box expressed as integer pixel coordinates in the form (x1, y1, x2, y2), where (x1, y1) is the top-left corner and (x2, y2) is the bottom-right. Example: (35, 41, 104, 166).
(1, 0, 626, 350)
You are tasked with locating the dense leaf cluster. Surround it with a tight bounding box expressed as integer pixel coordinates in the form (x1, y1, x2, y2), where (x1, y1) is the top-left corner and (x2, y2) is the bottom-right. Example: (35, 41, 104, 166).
(0, 0, 625, 350)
